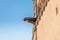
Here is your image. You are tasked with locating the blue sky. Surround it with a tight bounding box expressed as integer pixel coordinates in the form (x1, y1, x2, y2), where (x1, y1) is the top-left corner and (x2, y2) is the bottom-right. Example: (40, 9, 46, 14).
(0, 0, 33, 40)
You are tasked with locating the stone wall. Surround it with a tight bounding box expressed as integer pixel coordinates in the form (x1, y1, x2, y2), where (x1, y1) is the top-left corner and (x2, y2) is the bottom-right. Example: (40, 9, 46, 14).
(37, 0, 60, 40)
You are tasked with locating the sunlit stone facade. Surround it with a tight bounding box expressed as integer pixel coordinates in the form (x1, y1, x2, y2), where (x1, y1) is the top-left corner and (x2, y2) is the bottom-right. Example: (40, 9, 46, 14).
(33, 0, 60, 40)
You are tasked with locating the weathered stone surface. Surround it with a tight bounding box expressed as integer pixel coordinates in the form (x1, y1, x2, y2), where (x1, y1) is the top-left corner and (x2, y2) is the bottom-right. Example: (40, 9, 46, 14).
(36, 0, 60, 40)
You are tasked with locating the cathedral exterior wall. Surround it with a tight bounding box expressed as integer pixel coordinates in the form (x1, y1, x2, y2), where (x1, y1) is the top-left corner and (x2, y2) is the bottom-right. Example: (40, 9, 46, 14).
(37, 0, 60, 40)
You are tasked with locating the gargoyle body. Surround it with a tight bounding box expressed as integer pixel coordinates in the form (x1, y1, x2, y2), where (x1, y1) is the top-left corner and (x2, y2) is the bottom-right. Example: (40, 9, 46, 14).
(24, 17, 37, 24)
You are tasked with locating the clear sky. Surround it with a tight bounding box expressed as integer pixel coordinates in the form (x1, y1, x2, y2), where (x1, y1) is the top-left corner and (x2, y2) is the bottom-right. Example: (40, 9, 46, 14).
(0, 0, 33, 40)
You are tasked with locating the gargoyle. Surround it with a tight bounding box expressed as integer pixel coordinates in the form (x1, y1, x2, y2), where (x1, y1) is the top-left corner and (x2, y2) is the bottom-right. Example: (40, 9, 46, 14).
(24, 17, 37, 24)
